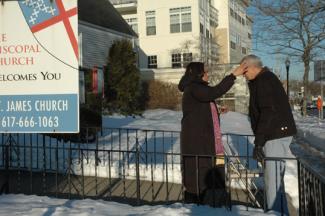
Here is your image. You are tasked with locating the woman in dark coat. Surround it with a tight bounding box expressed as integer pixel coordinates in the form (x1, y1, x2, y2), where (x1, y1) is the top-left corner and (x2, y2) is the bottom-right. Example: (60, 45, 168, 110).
(178, 62, 246, 204)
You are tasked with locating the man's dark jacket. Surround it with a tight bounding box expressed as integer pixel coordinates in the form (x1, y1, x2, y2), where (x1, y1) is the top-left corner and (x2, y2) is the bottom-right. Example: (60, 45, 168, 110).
(248, 67, 297, 147)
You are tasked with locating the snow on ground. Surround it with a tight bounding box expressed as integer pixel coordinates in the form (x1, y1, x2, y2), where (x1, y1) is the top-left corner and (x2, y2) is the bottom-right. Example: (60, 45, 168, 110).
(102, 109, 182, 132)
(293, 112, 325, 153)
(102, 109, 253, 135)
(0, 194, 281, 216)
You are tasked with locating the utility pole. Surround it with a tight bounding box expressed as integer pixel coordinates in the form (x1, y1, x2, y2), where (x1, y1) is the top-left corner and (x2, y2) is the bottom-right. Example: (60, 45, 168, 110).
(275, 49, 281, 79)
(321, 61, 324, 119)
(285, 57, 290, 101)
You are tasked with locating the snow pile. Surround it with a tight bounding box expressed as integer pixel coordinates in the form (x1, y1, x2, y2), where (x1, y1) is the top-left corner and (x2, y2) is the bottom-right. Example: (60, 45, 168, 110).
(0, 194, 281, 216)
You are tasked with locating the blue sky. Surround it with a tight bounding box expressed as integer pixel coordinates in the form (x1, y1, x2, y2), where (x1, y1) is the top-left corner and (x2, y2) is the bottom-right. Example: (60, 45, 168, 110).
(252, 43, 310, 81)
(247, 4, 316, 81)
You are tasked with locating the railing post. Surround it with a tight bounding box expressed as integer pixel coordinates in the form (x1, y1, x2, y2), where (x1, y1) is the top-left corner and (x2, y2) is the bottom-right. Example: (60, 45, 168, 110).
(135, 137, 141, 205)
(1, 134, 16, 194)
(1, 144, 10, 194)
(297, 160, 302, 216)
(263, 159, 267, 212)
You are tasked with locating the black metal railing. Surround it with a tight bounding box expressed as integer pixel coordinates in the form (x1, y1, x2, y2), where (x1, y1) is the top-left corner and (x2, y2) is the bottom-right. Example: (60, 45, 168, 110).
(1, 128, 323, 215)
(0, 147, 263, 206)
(298, 159, 325, 216)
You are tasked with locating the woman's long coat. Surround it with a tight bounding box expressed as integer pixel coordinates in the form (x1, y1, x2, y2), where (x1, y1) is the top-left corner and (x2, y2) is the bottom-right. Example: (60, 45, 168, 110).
(178, 74, 236, 195)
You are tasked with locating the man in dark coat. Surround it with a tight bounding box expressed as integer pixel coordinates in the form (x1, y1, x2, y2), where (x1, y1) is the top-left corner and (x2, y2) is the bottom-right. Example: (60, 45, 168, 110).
(178, 62, 246, 204)
(241, 55, 297, 214)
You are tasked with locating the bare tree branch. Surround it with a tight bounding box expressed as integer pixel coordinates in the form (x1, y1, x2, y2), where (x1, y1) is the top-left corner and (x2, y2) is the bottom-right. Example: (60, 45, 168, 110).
(251, 0, 325, 116)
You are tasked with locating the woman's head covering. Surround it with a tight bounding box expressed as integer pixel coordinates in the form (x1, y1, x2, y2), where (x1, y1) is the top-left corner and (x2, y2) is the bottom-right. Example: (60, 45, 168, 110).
(178, 62, 205, 92)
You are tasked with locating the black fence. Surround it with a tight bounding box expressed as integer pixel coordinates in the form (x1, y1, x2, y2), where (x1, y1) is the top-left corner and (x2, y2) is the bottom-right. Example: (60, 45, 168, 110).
(298, 160, 325, 216)
(0, 128, 324, 215)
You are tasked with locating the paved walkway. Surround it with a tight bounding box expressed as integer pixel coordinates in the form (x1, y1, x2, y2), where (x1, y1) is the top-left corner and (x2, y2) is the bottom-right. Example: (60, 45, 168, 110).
(0, 170, 259, 207)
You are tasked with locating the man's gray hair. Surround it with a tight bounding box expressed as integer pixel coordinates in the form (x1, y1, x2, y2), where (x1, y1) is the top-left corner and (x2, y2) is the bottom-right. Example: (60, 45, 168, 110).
(240, 54, 263, 67)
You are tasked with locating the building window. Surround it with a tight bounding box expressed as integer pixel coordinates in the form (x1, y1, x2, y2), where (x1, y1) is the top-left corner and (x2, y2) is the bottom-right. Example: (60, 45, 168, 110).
(200, 23, 204, 34)
(230, 41, 236, 49)
(170, 7, 192, 33)
(172, 53, 182, 68)
(125, 18, 138, 34)
(242, 47, 247, 54)
(182, 10, 192, 32)
(183, 53, 192, 67)
(230, 2, 247, 26)
(241, 17, 246, 25)
(248, 33, 252, 39)
(230, 8, 234, 17)
(206, 29, 210, 38)
(237, 14, 241, 23)
(148, 55, 157, 68)
(230, 34, 236, 49)
(236, 34, 241, 47)
(146, 11, 156, 36)
(170, 13, 180, 33)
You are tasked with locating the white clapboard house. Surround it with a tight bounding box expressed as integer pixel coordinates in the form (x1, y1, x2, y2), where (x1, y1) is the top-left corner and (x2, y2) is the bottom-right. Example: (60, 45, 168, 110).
(78, 0, 138, 104)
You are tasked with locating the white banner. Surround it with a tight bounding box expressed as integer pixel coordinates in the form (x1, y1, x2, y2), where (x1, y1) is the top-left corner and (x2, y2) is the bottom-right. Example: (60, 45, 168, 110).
(0, 0, 79, 133)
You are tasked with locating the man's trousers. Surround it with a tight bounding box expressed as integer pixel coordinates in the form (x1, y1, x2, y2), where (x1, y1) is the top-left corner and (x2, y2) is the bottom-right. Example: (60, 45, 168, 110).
(263, 136, 293, 215)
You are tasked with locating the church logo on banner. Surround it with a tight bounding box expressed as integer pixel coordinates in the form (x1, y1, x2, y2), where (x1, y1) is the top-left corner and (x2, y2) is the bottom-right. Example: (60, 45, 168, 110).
(18, 0, 78, 67)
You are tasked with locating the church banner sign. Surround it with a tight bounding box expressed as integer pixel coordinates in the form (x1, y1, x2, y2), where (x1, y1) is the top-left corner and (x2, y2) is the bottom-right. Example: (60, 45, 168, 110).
(0, 0, 79, 133)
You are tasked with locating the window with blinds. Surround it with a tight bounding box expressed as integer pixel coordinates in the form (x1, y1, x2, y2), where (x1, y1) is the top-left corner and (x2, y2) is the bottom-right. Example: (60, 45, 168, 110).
(146, 11, 156, 36)
(170, 7, 192, 33)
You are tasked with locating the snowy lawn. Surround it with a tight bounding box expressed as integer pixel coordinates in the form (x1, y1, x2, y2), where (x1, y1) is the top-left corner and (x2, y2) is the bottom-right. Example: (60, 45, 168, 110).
(293, 112, 325, 153)
(0, 194, 281, 216)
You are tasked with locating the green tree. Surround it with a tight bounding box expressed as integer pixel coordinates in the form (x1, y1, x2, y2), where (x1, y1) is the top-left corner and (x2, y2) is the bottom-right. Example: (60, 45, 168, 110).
(105, 39, 142, 116)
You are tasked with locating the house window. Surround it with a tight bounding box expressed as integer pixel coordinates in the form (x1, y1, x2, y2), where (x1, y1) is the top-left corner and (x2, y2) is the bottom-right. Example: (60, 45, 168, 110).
(125, 18, 138, 34)
(170, 7, 192, 33)
(206, 29, 210, 38)
(148, 55, 157, 68)
(183, 53, 192, 67)
(248, 33, 252, 39)
(146, 11, 156, 36)
(172, 53, 182, 68)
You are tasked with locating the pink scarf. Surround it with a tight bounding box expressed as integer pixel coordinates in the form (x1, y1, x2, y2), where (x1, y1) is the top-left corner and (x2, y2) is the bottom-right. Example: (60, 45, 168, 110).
(210, 103, 224, 154)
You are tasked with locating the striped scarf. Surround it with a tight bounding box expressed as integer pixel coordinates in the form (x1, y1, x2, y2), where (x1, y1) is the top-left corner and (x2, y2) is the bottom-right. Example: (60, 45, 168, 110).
(210, 102, 224, 154)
